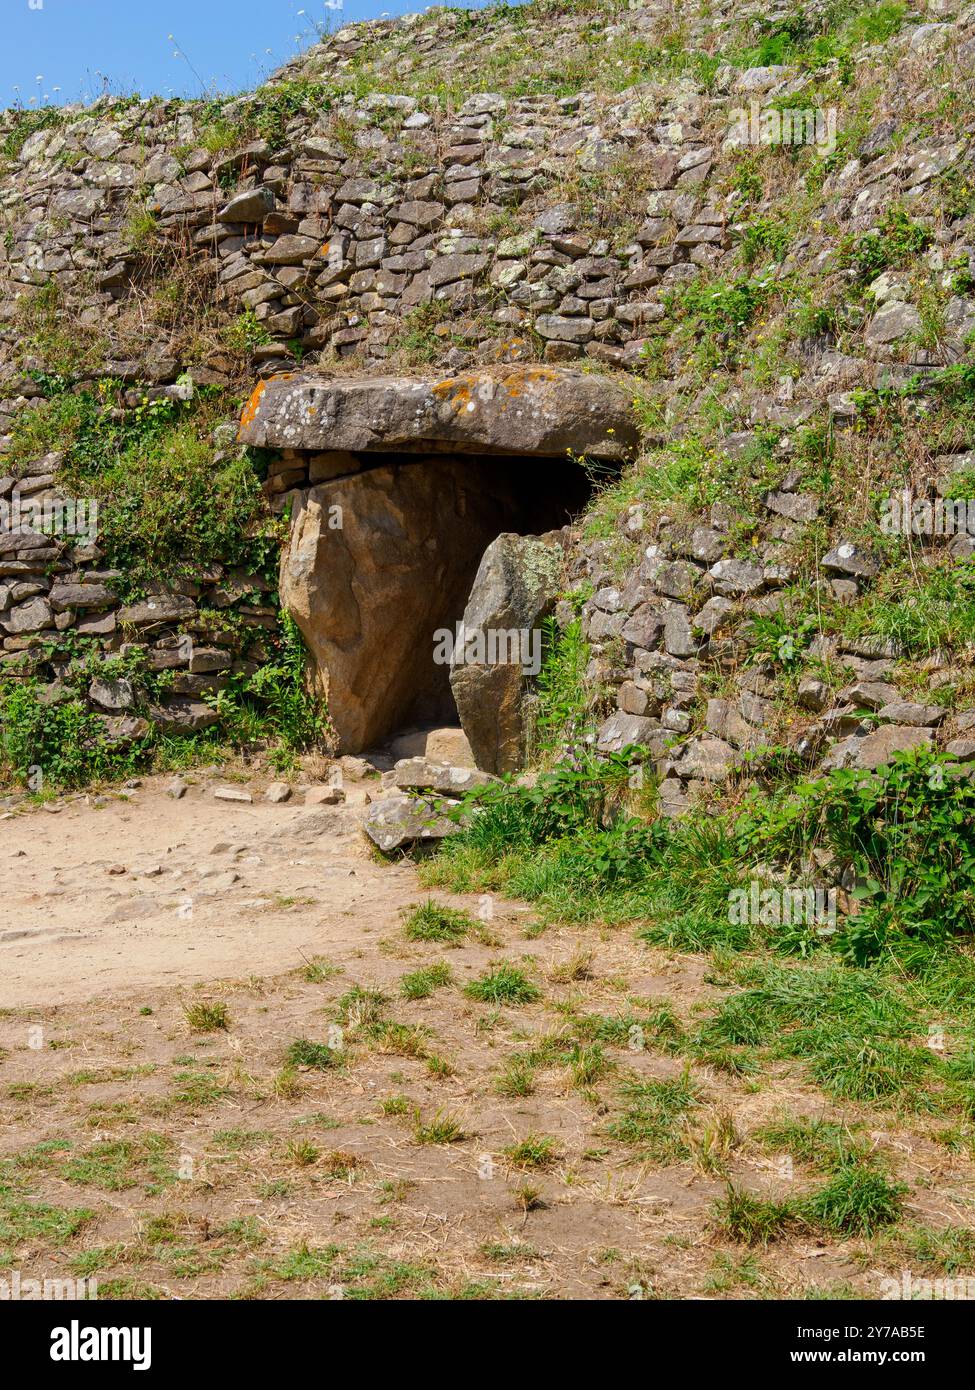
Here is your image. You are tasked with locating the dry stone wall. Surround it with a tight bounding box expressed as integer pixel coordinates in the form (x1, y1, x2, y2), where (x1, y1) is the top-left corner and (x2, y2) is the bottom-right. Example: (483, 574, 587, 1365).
(2, 0, 975, 788)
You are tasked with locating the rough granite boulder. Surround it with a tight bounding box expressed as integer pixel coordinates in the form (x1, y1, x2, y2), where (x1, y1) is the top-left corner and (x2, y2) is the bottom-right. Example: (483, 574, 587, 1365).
(392, 758, 495, 796)
(449, 531, 565, 774)
(146, 698, 220, 733)
(362, 793, 460, 852)
(821, 724, 933, 771)
(238, 366, 639, 460)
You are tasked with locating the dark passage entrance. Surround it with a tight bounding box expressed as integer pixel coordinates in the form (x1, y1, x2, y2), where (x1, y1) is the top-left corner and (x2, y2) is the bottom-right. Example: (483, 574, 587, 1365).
(397, 451, 596, 735)
(282, 450, 602, 754)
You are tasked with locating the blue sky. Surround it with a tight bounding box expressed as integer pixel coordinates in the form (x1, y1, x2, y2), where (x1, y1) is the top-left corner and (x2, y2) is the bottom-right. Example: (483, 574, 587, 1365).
(6, 0, 503, 107)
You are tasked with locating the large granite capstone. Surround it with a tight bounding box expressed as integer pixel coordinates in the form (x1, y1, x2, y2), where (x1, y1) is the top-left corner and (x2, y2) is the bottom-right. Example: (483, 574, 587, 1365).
(238, 365, 639, 460)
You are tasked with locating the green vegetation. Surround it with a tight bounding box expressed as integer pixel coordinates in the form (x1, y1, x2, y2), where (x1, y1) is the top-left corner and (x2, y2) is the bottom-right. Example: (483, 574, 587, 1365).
(1, 107, 65, 162)
(285, 1039, 339, 1070)
(399, 962, 453, 1001)
(739, 214, 793, 268)
(0, 1153, 94, 1264)
(14, 281, 106, 378)
(723, 1, 906, 73)
(738, 748, 975, 964)
(754, 1117, 873, 1172)
(0, 681, 139, 790)
(197, 79, 335, 153)
(8, 381, 276, 587)
(533, 617, 592, 754)
(412, 1110, 465, 1145)
(503, 1135, 560, 1169)
(608, 1069, 700, 1162)
(713, 1165, 905, 1246)
(402, 901, 473, 943)
(463, 963, 540, 1006)
(0, 372, 328, 789)
(0, 608, 328, 789)
(183, 1001, 231, 1032)
(221, 310, 273, 355)
(423, 745, 975, 1121)
(387, 303, 443, 365)
(842, 207, 932, 284)
(840, 560, 975, 656)
(667, 274, 777, 369)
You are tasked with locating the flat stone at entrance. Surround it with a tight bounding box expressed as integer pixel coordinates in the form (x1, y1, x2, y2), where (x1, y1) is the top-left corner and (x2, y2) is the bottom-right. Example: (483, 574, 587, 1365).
(238, 365, 639, 459)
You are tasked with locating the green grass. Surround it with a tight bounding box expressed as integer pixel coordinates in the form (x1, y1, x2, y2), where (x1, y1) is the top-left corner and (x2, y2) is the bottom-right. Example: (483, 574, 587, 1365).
(300, 959, 343, 984)
(464, 963, 540, 1006)
(495, 1056, 536, 1098)
(504, 1135, 561, 1170)
(712, 1187, 798, 1246)
(803, 1168, 906, 1237)
(413, 1110, 465, 1145)
(254, 1242, 342, 1282)
(872, 1223, 975, 1276)
(842, 206, 932, 284)
(713, 1164, 905, 1246)
(533, 616, 592, 753)
(840, 560, 975, 656)
(697, 958, 937, 1106)
(285, 1039, 338, 1070)
(753, 1117, 873, 1173)
(183, 1001, 230, 1032)
(2, 106, 65, 160)
(608, 1068, 699, 1162)
(704, 1251, 775, 1295)
(481, 1240, 544, 1263)
(402, 901, 473, 943)
(668, 273, 777, 370)
(399, 962, 453, 1001)
(336, 986, 387, 1031)
(0, 1175, 94, 1263)
(425, 747, 975, 1119)
(169, 1070, 230, 1109)
(59, 1136, 176, 1193)
(379, 1095, 412, 1117)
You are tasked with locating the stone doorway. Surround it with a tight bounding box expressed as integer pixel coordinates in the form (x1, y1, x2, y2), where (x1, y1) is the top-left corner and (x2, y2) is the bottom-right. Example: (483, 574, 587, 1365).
(238, 367, 638, 768)
(282, 450, 594, 756)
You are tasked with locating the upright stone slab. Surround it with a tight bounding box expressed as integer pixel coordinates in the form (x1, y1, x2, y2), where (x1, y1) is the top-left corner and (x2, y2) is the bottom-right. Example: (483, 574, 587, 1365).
(449, 532, 565, 774)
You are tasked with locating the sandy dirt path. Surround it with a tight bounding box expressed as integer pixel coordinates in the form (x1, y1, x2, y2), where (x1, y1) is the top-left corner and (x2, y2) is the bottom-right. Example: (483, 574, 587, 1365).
(0, 775, 423, 1007)
(0, 773, 966, 1302)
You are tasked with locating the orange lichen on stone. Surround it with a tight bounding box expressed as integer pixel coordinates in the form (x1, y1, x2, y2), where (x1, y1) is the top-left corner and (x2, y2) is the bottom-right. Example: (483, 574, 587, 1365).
(238, 379, 268, 436)
(237, 373, 295, 438)
(495, 364, 559, 398)
(430, 365, 559, 417)
(431, 378, 474, 415)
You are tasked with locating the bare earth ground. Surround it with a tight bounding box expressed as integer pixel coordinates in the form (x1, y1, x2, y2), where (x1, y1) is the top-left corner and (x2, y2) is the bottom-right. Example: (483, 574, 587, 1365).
(1, 772, 973, 1300)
